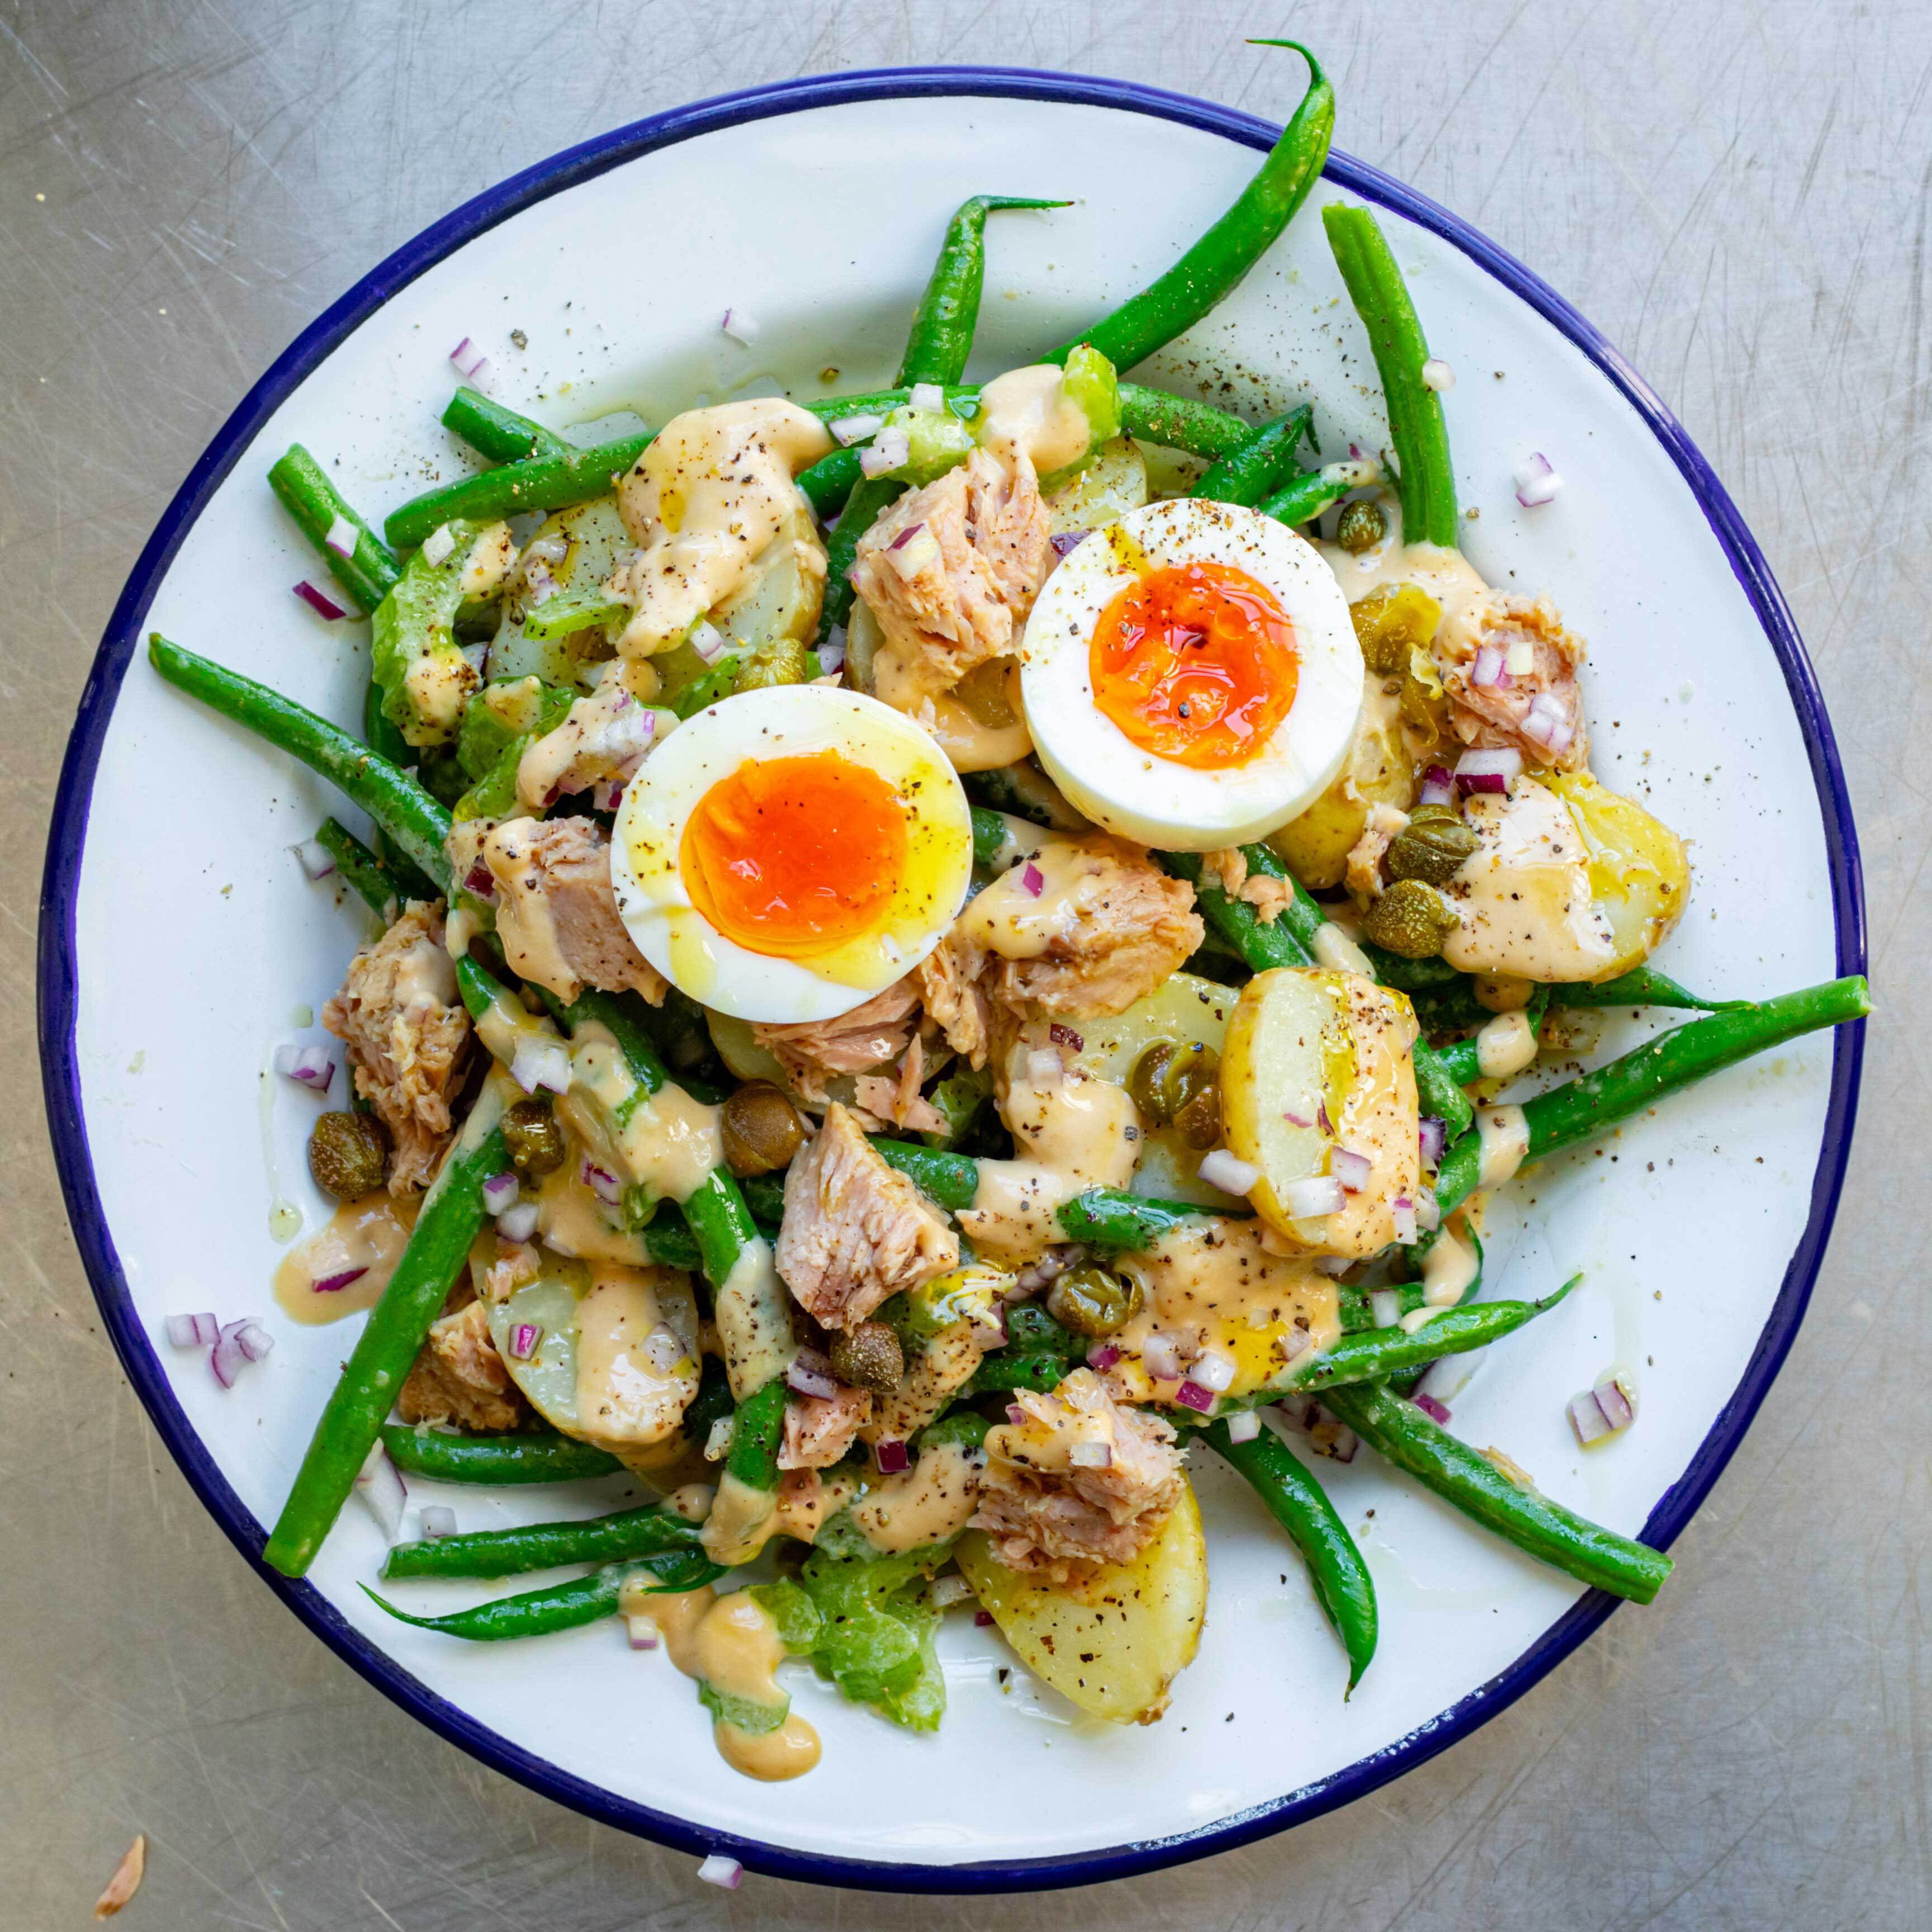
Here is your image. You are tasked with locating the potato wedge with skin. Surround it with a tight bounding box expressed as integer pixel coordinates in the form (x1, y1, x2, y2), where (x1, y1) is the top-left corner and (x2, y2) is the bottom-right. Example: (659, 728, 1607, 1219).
(956, 1476, 1206, 1724)
(1267, 675, 1411, 888)
(1221, 967, 1421, 1257)
(1543, 771, 1690, 980)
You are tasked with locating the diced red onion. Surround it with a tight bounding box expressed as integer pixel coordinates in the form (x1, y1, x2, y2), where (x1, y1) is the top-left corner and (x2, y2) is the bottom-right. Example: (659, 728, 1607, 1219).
(1594, 1372, 1637, 1431)
(1067, 1439, 1113, 1469)
(641, 1326, 685, 1374)
(1019, 861, 1044, 897)
(465, 358, 494, 392)
(875, 1438, 910, 1475)
(1224, 1409, 1261, 1444)
(1047, 1022, 1084, 1053)
(1175, 1379, 1215, 1414)
(236, 1320, 273, 1362)
(463, 860, 496, 900)
(165, 1311, 219, 1349)
(688, 619, 728, 665)
(931, 1573, 975, 1608)
(1418, 764, 1455, 808)
(1569, 1390, 1613, 1445)
(1413, 1391, 1452, 1424)
(323, 513, 358, 559)
(1522, 692, 1575, 754)
(1418, 1116, 1447, 1168)
(1370, 1289, 1403, 1329)
(293, 579, 347, 621)
(1415, 1351, 1477, 1410)
(860, 425, 912, 479)
(831, 411, 884, 447)
(720, 307, 760, 345)
(1049, 529, 1090, 560)
(523, 560, 559, 606)
(1283, 1173, 1344, 1219)
(480, 1172, 520, 1215)
(705, 1416, 735, 1460)
(509, 1322, 543, 1361)
(1414, 1187, 1441, 1233)
(1329, 1145, 1373, 1194)
(696, 1854, 743, 1891)
(419, 1505, 456, 1540)
(449, 337, 486, 378)
(523, 533, 569, 566)
(580, 1159, 623, 1206)
(787, 1347, 839, 1400)
(512, 1037, 572, 1096)
(290, 837, 336, 881)
(1513, 452, 1563, 508)
(458, 640, 488, 676)
(625, 1612, 661, 1651)
(1140, 1333, 1184, 1383)
(273, 1041, 337, 1094)
(1314, 1254, 1353, 1277)
(1281, 1327, 1313, 1360)
(907, 381, 945, 413)
(312, 1266, 368, 1295)
(1471, 643, 1510, 690)
(498, 1200, 540, 1243)
(974, 1609, 995, 1627)
(1015, 1244, 1083, 1294)
(1086, 1343, 1121, 1372)
(968, 1307, 1007, 1350)
(1391, 1196, 1419, 1244)
(1317, 1102, 1333, 1136)
(1026, 1046, 1063, 1086)
(1455, 747, 1522, 794)
(209, 1324, 245, 1388)
(421, 524, 457, 567)
(591, 776, 625, 813)
(353, 1442, 407, 1537)
(816, 627, 846, 677)
(1282, 1110, 1312, 1129)
(1274, 1389, 1315, 1428)
(1420, 357, 1455, 392)
(601, 707, 657, 766)
(1191, 1351, 1235, 1394)
(1197, 1149, 1261, 1196)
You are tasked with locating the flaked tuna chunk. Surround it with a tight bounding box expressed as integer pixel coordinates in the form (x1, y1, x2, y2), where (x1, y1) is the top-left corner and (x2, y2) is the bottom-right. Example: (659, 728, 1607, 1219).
(1436, 590, 1589, 770)
(775, 1103, 958, 1329)
(915, 934, 992, 1067)
(751, 975, 922, 1106)
(972, 1368, 1184, 1580)
(479, 815, 667, 1007)
(852, 447, 1050, 702)
(778, 1384, 874, 1470)
(1198, 845, 1289, 924)
(321, 900, 471, 1194)
(397, 1299, 528, 1432)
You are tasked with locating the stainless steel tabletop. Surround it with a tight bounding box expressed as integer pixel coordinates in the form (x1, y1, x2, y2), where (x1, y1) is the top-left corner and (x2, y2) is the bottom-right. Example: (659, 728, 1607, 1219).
(4, 1, 1924, 1924)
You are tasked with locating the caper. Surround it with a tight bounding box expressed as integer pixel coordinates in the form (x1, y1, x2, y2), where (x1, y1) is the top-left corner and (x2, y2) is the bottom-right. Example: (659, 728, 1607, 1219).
(1362, 879, 1460, 960)
(502, 1096, 566, 1177)
(1045, 1262, 1145, 1338)
(1334, 498, 1388, 555)
(1129, 1040, 1220, 1126)
(1384, 803, 1480, 887)
(829, 1321, 905, 1395)
(1351, 582, 1443, 676)
(1398, 644, 1451, 739)
(721, 1080, 804, 1177)
(1172, 1083, 1223, 1150)
(307, 1110, 390, 1199)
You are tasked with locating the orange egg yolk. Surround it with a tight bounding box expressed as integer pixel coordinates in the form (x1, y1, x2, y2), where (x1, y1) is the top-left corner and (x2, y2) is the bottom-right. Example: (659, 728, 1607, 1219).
(1089, 560, 1299, 768)
(681, 751, 908, 958)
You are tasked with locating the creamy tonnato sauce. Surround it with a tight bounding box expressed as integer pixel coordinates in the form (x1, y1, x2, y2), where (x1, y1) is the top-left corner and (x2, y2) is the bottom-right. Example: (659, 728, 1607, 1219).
(976, 363, 1095, 476)
(852, 1441, 984, 1552)
(1316, 496, 1489, 623)
(558, 1025, 725, 1205)
(273, 1192, 419, 1323)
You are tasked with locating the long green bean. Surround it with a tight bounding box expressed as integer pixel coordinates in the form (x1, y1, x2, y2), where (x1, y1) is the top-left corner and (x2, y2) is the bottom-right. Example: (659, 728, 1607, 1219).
(364, 1549, 724, 1642)
(901, 195, 1069, 386)
(1190, 406, 1315, 508)
(380, 1423, 622, 1485)
(383, 1501, 706, 1580)
(442, 386, 567, 462)
(268, 444, 402, 615)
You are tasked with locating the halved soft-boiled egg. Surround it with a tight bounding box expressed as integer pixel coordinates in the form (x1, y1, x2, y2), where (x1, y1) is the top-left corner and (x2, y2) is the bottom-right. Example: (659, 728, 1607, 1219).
(1020, 498, 1363, 850)
(610, 684, 973, 1024)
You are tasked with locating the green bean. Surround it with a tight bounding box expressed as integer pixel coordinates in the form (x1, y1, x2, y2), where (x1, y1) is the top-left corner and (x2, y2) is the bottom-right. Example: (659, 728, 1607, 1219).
(1338, 1282, 1427, 1333)
(441, 386, 567, 462)
(383, 1501, 707, 1580)
(363, 1550, 724, 1642)
(1258, 459, 1382, 529)
(901, 195, 1069, 386)
(1203, 1417, 1377, 1691)
(1433, 974, 1872, 1223)
(149, 637, 452, 888)
(724, 1376, 788, 1494)
(1430, 987, 1552, 1087)
(868, 1137, 980, 1211)
(1320, 1382, 1673, 1603)
(380, 1423, 622, 1485)
(268, 443, 402, 615)
(818, 472, 906, 643)
(1045, 43, 1334, 373)
(1190, 405, 1315, 507)
(1322, 204, 1459, 547)
(970, 806, 1013, 869)
(1057, 1189, 1247, 1248)
(1551, 965, 1746, 1012)
(1290, 1276, 1576, 1394)
(263, 1108, 508, 1576)
(314, 816, 401, 916)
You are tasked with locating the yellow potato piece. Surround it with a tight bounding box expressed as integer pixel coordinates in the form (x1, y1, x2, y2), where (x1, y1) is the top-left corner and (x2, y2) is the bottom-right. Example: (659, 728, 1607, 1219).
(1268, 674, 1412, 888)
(956, 1476, 1207, 1724)
(1543, 771, 1691, 979)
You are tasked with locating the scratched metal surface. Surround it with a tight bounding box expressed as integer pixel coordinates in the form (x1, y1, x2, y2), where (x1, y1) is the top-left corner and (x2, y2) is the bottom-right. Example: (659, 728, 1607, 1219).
(2, 0, 1925, 1923)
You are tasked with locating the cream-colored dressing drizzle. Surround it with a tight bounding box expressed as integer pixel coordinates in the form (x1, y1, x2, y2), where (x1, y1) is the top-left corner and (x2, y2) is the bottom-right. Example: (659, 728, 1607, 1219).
(627, 1584, 820, 1782)
(481, 817, 581, 1001)
(572, 1266, 700, 1450)
(560, 1024, 724, 1205)
(699, 1469, 781, 1566)
(533, 1156, 652, 1265)
(1311, 922, 1374, 977)
(1309, 975, 1422, 1262)
(1476, 1104, 1531, 1188)
(976, 364, 1092, 475)
(1422, 1227, 1480, 1308)
(851, 1441, 983, 1552)
(1475, 1009, 1540, 1080)
(515, 661, 664, 809)
(273, 1192, 419, 1323)
(955, 834, 1119, 960)
(1315, 493, 1489, 619)
(611, 399, 831, 656)
(713, 1235, 794, 1403)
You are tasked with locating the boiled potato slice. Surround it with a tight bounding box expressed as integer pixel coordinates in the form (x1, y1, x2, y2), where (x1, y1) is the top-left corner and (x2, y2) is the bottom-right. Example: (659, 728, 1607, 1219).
(488, 495, 630, 685)
(1267, 675, 1412, 888)
(1221, 967, 1421, 1257)
(1044, 435, 1149, 536)
(956, 1475, 1206, 1723)
(711, 496, 825, 672)
(1543, 771, 1690, 979)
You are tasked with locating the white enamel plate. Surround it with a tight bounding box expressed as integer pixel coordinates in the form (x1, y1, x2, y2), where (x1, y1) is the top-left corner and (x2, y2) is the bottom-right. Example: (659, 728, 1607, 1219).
(40, 70, 1864, 1892)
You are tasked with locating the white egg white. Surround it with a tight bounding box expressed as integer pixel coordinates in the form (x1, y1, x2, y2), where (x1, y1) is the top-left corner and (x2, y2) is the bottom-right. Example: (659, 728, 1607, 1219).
(1019, 498, 1363, 850)
(610, 683, 973, 1024)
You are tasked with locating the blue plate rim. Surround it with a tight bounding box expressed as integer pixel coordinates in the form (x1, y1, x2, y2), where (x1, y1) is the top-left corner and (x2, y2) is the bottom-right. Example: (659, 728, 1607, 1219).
(36, 62, 1866, 1896)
